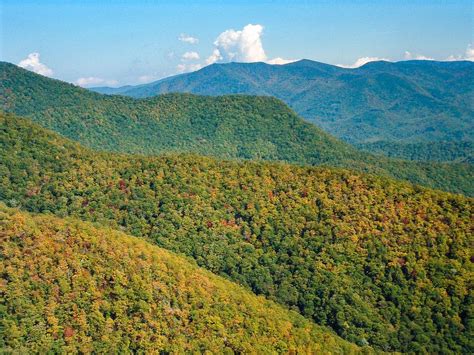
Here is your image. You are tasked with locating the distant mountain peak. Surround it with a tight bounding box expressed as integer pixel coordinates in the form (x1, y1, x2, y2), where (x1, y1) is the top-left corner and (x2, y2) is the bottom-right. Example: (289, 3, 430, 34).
(82, 59, 473, 161)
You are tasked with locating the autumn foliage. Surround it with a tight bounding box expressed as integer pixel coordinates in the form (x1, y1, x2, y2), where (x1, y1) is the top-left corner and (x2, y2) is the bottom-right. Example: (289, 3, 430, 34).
(1, 113, 472, 352)
(0, 206, 362, 353)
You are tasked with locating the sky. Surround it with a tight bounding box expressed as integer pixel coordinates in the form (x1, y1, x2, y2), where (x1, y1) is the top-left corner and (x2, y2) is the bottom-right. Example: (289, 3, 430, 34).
(1, 0, 473, 87)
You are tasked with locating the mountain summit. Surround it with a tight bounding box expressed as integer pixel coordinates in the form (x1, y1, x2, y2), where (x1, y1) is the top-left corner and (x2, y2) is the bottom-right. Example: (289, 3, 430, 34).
(1, 61, 473, 195)
(92, 59, 474, 161)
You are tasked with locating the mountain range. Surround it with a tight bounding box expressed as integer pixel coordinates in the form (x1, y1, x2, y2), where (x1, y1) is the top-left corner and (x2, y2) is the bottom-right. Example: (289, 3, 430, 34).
(1, 61, 472, 195)
(2, 3, 473, 353)
(92, 59, 474, 162)
(2, 112, 472, 353)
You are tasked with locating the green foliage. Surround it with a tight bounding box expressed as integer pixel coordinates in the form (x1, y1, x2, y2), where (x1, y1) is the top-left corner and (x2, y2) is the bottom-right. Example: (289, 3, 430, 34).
(1, 113, 472, 353)
(91, 59, 474, 161)
(1, 62, 473, 195)
(357, 140, 473, 163)
(0, 206, 363, 353)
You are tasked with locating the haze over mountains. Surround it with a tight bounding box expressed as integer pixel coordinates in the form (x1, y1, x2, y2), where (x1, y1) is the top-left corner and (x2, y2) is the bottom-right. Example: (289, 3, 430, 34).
(1, 62, 472, 195)
(92, 59, 474, 162)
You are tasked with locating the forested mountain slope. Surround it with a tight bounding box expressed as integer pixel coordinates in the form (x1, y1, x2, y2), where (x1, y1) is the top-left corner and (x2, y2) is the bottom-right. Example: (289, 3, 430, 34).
(0, 206, 363, 353)
(1, 62, 472, 195)
(1, 113, 472, 352)
(356, 140, 474, 163)
(92, 60, 474, 162)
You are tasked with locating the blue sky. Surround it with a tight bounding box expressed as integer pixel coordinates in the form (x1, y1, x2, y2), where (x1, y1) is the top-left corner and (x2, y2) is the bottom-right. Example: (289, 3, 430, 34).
(1, 0, 472, 86)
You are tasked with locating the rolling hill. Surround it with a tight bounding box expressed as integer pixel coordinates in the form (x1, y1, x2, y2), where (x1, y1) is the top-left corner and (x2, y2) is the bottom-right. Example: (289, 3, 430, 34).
(0, 205, 364, 353)
(356, 140, 474, 163)
(92, 59, 474, 162)
(1, 61, 473, 195)
(1, 112, 472, 352)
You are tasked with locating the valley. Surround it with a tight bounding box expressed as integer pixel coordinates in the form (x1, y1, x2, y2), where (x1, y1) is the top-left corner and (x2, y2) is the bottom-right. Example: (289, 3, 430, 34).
(1, 5, 473, 351)
(1, 62, 473, 196)
(92, 60, 474, 162)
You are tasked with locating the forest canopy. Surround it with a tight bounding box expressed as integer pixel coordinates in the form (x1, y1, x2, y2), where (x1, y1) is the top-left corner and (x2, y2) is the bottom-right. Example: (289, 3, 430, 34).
(1, 113, 472, 353)
(1, 62, 473, 196)
(1, 205, 364, 353)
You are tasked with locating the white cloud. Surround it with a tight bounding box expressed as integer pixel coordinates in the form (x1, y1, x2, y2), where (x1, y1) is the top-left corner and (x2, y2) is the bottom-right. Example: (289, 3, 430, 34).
(465, 44, 474, 61)
(176, 63, 202, 74)
(404, 51, 434, 60)
(137, 75, 159, 84)
(205, 48, 223, 65)
(204, 24, 296, 66)
(266, 57, 298, 65)
(178, 33, 199, 44)
(211, 24, 267, 63)
(18, 52, 53, 76)
(335, 45, 474, 68)
(446, 44, 474, 61)
(337, 45, 474, 68)
(401, 44, 473, 62)
(337, 56, 389, 68)
(75, 77, 118, 87)
(181, 51, 200, 61)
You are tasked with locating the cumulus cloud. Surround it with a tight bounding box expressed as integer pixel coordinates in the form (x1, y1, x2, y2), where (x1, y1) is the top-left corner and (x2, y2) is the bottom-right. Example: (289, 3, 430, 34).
(336, 45, 474, 68)
(175, 24, 296, 74)
(177, 51, 201, 72)
(465, 45, 474, 61)
(181, 51, 200, 61)
(18, 52, 53, 76)
(404, 51, 434, 60)
(137, 75, 159, 84)
(446, 44, 474, 61)
(75, 77, 118, 87)
(337, 56, 389, 68)
(176, 63, 202, 74)
(205, 48, 223, 65)
(337, 45, 474, 68)
(204, 24, 296, 67)
(445, 54, 460, 61)
(266, 57, 298, 65)
(207, 24, 266, 63)
(178, 33, 199, 44)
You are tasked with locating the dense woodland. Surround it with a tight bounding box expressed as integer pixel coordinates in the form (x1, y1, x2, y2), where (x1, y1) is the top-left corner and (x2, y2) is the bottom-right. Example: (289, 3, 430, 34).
(1, 113, 472, 353)
(357, 141, 473, 163)
(92, 59, 474, 162)
(1, 62, 473, 196)
(1, 206, 364, 353)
